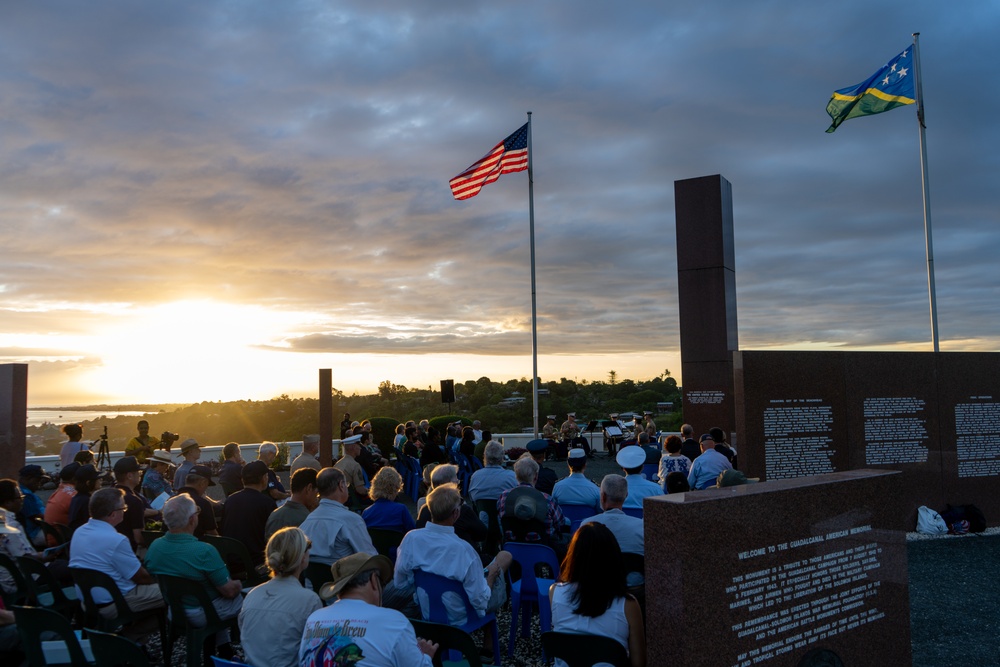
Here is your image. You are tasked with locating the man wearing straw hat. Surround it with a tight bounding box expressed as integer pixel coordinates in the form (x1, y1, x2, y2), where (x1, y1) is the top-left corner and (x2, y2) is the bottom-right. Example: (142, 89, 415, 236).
(141, 450, 175, 501)
(298, 553, 438, 667)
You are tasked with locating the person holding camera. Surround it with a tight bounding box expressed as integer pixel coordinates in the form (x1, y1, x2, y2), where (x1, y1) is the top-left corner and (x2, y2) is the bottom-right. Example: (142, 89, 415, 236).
(124, 420, 160, 465)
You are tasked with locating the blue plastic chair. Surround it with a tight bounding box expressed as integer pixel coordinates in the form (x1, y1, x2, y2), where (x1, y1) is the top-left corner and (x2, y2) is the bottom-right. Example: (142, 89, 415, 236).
(393, 452, 412, 496)
(405, 456, 421, 503)
(504, 542, 560, 657)
(412, 570, 500, 661)
(210, 657, 251, 667)
(622, 506, 643, 519)
(454, 453, 474, 497)
(641, 463, 659, 482)
(559, 504, 600, 534)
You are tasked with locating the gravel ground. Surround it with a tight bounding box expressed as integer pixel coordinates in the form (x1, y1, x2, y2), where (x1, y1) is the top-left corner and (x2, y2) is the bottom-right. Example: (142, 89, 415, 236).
(39, 451, 1000, 665)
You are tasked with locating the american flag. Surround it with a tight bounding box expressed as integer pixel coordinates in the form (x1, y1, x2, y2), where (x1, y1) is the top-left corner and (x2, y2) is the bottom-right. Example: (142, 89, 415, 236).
(449, 123, 529, 200)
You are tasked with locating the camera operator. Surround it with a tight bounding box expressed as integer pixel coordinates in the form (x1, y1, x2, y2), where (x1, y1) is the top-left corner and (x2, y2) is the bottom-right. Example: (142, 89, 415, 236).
(124, 420, 159, 465)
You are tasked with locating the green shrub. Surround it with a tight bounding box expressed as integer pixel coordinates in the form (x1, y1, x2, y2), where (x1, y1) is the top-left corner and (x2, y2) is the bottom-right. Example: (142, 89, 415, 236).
(367, 417, 400, 458)
(428, 415, 470, 434)
(273, 442, 289, 470)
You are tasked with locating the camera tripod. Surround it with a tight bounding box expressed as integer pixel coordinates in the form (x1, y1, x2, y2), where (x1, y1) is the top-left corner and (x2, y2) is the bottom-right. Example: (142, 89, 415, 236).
(93, 426, 112, 473)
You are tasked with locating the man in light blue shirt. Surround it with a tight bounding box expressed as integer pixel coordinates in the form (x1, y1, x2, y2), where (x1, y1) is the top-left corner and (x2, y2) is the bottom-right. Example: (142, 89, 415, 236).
(468, 442, 517, 503)
(299, 467, 376, 565)
(551, 449, 601, 511)
(582, 474, 644, 585)
(616, 446, 662, 510)
(687, 434, 733, 490)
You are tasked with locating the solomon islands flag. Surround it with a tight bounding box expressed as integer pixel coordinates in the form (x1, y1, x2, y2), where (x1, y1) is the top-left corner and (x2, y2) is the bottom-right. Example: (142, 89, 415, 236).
(826, 46, 915, 133)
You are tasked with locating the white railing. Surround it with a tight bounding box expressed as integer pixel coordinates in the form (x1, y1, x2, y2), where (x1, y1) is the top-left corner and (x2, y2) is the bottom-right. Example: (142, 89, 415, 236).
(25, 431, 683, 473)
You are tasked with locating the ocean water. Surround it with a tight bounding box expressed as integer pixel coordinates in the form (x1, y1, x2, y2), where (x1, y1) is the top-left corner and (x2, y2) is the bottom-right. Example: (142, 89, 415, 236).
(27, 409, 150, 428)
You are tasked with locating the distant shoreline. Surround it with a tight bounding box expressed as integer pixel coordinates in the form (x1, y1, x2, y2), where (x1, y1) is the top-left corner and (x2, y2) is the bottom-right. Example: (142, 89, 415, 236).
(29, 403, 187, 412)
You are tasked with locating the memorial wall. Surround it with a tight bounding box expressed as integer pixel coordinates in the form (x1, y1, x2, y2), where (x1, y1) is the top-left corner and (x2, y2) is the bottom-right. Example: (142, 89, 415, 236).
(646, 470, 911, 667)
(734, 350, 1000, 528)
(0, 363, 28, 479)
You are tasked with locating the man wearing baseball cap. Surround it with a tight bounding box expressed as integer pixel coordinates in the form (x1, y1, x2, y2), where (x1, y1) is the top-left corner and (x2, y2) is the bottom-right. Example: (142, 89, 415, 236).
(176, 465, 221, 539)
(298, 553, 438, 666)
(18, 464, 50, 548)
(113, 456, 148, 551)
(687, 433, 733, 490)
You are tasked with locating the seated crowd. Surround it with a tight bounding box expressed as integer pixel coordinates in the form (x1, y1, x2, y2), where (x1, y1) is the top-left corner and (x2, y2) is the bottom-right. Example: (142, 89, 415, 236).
(0, 416, 745, 666)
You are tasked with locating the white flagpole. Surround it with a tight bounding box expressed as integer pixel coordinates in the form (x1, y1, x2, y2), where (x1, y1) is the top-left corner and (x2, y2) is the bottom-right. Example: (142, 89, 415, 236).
(912, 32, 940, 352)
(527, 111, 540, 438)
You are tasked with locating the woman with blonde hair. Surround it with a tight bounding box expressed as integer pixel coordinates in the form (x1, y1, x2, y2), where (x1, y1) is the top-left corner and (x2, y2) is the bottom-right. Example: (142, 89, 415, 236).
(239, 527, 322, 667)
(362, 467, 415, 535)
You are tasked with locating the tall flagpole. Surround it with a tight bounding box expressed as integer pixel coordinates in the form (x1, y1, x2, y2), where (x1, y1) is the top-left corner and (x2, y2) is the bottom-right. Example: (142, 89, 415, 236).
(912, 32, 940, 352)
(527, 111, 540, 438)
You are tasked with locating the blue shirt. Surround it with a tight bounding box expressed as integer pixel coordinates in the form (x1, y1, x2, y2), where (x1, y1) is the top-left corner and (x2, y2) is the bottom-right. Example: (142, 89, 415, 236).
(582, 509, 645, 585)
(141, 468, 173, 500)
(551, 473, 602, 511)
(18, 484, 45, 542)
(687, 448, 733, 490)
(623, 474, 662, 509)
(266, 469, 286, 494)
(299, 498, 376, 565)
(173, 460, 195, 490)
(468, 465, 517, 502)
(363, 498, 416, 534)
(218, 460, 244, 493)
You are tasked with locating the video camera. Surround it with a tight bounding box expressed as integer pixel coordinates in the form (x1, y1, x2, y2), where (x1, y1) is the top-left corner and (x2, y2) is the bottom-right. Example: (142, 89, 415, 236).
(161, 431, 180, 451)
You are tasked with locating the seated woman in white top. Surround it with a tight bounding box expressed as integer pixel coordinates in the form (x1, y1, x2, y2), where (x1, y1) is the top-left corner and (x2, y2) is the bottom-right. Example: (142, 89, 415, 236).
(239, 527, 322, 667)
(548, 523, 646, 667)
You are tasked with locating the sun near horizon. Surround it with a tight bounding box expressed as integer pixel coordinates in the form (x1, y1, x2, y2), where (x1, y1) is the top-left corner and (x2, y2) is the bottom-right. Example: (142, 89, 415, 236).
(12, 298, 685, 407)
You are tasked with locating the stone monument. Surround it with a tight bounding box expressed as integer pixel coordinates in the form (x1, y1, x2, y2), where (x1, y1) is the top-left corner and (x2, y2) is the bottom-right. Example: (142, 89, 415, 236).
(645, 469, 911, 666)
(0, 363, 28, 479)
(735, 349, 1000, 528)
(675, 174, 739, 442)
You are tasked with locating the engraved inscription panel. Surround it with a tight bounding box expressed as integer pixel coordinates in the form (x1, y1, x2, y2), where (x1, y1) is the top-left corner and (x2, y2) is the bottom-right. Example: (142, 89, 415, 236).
(764, 399, 836, 479)
(954, 396, 1000, 478)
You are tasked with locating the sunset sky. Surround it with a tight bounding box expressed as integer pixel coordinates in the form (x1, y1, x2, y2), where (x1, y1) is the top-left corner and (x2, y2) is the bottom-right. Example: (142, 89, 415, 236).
(2, 2, 997, 406)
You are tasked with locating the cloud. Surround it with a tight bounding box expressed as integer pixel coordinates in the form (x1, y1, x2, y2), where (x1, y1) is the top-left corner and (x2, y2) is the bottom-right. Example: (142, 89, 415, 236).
(1, 1, 997, 403)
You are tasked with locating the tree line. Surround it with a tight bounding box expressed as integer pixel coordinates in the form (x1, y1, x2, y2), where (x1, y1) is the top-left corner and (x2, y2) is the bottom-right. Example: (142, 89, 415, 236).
(28, 371, 682, 454)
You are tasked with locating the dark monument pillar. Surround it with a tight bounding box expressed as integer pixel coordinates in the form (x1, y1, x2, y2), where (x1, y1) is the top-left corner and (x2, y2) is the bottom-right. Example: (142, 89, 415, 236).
(318, 369, 334, 467)
(0, 364, 28, 479)
(675, 174, 739, 441)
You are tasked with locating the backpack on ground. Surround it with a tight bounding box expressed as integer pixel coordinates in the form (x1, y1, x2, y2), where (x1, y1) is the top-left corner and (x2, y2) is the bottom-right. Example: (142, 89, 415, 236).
(916, 505, 948, 535)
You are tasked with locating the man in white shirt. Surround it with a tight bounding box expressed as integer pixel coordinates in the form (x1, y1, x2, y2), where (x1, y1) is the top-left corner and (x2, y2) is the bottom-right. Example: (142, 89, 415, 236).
(69, 487, 164, 642)
(394, 484, 511, 659)
(299, 553, 437, 667)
